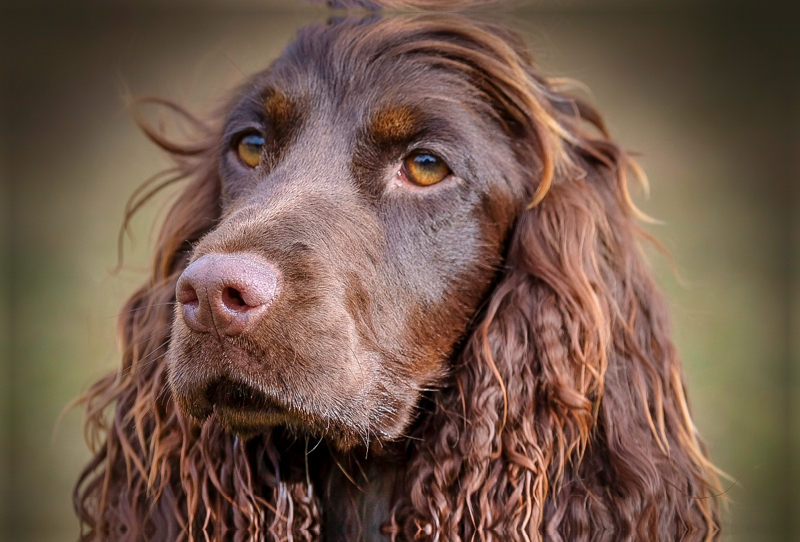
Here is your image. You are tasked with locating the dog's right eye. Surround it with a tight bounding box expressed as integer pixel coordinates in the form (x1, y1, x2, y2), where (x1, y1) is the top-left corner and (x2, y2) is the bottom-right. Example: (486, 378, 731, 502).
(236, 133, 265, 168)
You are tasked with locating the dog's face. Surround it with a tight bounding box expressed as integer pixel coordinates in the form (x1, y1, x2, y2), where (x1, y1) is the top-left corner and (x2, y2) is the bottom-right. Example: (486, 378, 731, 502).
(167, 20, 527, 449)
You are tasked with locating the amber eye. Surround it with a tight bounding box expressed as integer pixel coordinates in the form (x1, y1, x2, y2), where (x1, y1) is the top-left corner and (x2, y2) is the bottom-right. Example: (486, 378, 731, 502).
(401, 152, 451, 186)
(236, 133, 265, 168)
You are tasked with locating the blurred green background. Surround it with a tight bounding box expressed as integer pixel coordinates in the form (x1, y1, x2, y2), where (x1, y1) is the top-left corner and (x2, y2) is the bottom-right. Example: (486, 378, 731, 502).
(1, 1, 798, 541)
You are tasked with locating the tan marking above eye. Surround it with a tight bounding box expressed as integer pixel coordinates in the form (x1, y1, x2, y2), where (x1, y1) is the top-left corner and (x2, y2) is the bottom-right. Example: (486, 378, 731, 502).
(263, 89, 294, 125)
(237, 133, 265, 168)
(401, 152, 451, 186)
(372, 107, 418, 144)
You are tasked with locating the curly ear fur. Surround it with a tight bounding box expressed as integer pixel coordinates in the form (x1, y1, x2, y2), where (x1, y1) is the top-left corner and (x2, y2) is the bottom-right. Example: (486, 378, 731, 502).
(400, 155, 723, 541)
(74, 15, 721, 542)
(74, 106, 322, 542)
(395, 23, 722, 540)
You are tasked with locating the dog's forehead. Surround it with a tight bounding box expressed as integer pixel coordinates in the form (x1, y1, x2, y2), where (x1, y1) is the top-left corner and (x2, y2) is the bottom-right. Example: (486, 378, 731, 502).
(240, 23, 484, 129)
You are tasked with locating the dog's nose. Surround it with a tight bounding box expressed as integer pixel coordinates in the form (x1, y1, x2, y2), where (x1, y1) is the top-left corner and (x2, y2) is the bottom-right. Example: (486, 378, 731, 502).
(176, 253, 280, 336)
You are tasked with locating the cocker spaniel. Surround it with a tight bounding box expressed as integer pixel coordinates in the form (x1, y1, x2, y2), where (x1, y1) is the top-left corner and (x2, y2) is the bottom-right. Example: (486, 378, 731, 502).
(75, 13, 722, 542)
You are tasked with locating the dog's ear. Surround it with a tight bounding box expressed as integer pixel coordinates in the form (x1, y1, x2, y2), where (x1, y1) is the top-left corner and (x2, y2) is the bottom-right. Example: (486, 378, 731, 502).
(74, 101, 220, 537)
(398, 21, 722, 539)
(74, 101, 318, 539)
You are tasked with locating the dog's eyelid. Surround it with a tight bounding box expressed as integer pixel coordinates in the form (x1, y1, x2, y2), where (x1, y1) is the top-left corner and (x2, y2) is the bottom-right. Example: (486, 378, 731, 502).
(405, 133, 462, 159)
(403, 148, 446, 163)
(225, 124, 267, 145)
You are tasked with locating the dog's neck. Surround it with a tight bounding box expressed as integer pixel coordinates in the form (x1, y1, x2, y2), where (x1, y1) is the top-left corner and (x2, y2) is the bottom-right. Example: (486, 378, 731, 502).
(267, 430, 403, 540)
(321, 455, 399, 541)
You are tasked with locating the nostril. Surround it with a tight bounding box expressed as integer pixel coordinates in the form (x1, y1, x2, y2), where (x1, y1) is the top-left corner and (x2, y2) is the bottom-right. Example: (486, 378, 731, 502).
(222, 287, 249, 312)
(177, 282, 199, 306)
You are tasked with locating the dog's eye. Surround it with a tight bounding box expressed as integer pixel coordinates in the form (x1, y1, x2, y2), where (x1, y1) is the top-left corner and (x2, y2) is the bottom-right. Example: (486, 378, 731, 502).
(401, 152, 451, 186)
(236, 133, 265, 168)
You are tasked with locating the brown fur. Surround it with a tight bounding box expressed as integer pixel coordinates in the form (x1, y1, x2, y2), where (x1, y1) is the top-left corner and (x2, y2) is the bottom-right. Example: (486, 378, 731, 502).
(75, 13, 722, 542)
(369, 108, 420, 147)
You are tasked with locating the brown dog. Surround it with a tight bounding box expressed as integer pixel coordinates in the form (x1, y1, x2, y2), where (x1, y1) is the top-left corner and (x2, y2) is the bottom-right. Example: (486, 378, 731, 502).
(76, 13, 722, 542)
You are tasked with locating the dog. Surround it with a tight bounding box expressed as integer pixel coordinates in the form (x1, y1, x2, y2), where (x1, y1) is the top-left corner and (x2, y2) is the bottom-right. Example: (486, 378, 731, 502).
(75, 13, 722, 542)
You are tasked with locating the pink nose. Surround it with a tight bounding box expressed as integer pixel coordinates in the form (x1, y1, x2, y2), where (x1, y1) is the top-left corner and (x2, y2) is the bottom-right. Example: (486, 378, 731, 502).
(176, 253, 280, 336)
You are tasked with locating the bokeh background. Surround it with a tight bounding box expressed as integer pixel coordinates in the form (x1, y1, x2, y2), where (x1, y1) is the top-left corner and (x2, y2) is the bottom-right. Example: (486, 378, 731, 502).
(1, 1, 798, 541)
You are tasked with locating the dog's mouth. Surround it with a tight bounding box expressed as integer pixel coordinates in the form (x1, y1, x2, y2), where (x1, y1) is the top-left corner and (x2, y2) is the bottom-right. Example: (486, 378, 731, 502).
(206, 378, 279, 412)
(186, 377, 293, 435)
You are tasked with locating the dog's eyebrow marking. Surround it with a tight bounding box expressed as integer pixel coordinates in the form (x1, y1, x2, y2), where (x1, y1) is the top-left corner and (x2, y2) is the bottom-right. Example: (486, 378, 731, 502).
(369, 107, 419, 144)
(262, 88, 295, 126)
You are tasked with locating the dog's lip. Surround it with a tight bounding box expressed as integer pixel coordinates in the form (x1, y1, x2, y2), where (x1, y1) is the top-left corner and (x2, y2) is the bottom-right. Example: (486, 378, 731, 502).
(210, 406, 294, 437)
(182, 377, 295, 433)
(205, 378, 281, 412)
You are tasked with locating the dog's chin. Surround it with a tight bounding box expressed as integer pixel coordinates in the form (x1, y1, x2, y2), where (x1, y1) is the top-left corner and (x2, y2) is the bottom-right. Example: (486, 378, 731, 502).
(174, 379, 369, 450)
(207, 406, 290, 439)
(206, 409, 366, 450)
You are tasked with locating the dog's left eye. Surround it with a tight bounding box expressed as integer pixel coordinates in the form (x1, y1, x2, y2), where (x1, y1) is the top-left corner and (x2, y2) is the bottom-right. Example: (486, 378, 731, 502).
(236, 133, 265, 168)
(401, 152, 451, 186)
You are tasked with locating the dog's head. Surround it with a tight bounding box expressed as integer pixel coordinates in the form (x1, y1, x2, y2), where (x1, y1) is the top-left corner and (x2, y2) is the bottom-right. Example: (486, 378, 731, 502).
(167, 17, 545, 448)
(77, 14, 722, 539)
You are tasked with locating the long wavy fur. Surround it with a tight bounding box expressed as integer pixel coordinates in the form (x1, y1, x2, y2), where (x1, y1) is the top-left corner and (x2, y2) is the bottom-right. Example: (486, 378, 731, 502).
(75, 14, 722, 542)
